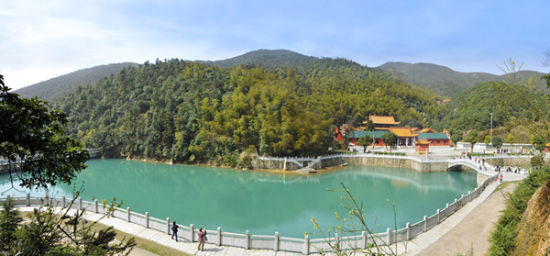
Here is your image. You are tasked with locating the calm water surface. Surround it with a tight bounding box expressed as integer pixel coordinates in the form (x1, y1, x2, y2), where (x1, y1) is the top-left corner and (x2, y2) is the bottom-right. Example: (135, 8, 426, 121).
(0, 159, 476, 237)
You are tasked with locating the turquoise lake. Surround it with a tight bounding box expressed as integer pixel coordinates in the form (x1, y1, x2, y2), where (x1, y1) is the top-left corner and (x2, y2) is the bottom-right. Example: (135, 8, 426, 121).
(0, 159, 477, 238)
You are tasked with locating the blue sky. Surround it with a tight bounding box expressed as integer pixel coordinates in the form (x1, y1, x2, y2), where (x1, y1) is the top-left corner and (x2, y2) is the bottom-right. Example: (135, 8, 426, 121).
(1, 0, 549, 89)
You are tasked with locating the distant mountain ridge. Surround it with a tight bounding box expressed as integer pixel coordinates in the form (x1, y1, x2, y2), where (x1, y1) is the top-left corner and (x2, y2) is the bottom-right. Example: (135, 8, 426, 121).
(377, 61, 547, 97)
(13, 49, 549, 102)
(206, 49, 320, 69)
(15, 62, 139, 102)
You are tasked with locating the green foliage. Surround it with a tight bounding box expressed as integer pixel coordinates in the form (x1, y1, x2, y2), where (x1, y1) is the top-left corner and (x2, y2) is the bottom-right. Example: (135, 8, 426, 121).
(381, 132, 398, 150)
(467, 130, 478, 152)
(15, 63, 139, 102)
(488, 169, 550, 256)
(451, 132, 462, 148)
(0, 75, 88, 189)
(531, 135, 546, 152)
(492, 137, 503, 149)
(380, 62, 548, 97)
(436, 81, 549, 133)
(484, 135, 491, 144)
(56, 58, 442, 164)
(10, 205, 134, 255)
(0, 198, 22, 253)
(357, 134, 373, 153)
(530, 156, 544, 167)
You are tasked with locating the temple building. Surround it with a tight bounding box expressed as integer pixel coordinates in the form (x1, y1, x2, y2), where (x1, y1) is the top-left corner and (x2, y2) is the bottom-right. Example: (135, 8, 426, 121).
(364, 115, 400, 130)
(337, 115, 450, 148)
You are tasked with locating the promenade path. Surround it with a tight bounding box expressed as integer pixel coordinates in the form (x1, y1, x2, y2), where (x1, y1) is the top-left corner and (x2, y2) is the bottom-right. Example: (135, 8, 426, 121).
(417, 182, 517, 256)
(14, 171, 526, 256)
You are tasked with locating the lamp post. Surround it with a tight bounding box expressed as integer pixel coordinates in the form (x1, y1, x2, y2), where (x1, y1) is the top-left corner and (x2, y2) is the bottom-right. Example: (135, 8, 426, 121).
(490, 112, 493, 146)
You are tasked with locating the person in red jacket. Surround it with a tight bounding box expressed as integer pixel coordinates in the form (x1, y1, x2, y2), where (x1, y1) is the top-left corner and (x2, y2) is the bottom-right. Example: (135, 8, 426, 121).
(197, 228, 207, 251)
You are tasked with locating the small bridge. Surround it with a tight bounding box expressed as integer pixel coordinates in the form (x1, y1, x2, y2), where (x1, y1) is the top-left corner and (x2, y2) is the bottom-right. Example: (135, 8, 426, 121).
(447, 159, 494, 176)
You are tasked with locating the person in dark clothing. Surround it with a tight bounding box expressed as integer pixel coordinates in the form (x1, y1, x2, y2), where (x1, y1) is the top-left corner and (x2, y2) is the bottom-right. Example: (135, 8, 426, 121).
(171, 221, 179, 242)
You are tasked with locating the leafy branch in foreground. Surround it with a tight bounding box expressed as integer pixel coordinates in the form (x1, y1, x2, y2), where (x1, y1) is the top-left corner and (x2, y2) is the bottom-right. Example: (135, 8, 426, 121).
(0, 74, 89, 191)
(0, 193, 135, 256)
(311, 182, 402, 255)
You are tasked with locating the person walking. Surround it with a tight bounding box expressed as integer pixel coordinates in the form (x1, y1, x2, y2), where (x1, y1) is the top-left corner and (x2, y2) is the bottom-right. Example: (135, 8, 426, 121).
(499, 174, 503, 183)
(197, 228, 207, 251)
(171, 221, 179, 242)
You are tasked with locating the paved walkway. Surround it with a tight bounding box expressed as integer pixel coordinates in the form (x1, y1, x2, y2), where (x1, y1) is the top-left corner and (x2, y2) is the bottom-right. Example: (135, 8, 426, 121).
(16, 171, 526, 256)
(404, 171, 524, 256)
(417, 182, 517, 255)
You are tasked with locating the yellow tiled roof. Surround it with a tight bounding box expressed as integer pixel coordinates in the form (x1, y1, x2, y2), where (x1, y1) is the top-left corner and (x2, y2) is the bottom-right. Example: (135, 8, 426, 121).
(389, 127, 415, 137)
(419, 128, 435, 133)
(416, 139, 431, 145)
(367, 115, 400, 125)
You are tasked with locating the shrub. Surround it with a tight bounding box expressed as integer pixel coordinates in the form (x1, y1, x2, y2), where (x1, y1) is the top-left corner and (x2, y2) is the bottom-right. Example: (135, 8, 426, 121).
(488, 168, 550, 255)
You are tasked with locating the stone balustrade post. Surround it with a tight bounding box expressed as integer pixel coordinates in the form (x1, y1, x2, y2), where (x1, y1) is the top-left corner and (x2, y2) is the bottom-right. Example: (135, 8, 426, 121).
(45, 194, 49, 206)
(145, 212, 149, 228)
(423, 215, 427, 231)
(334, 233, 339, 248)
(361, 231, 367, 249)
(26, 193, 30, 206)
(217, 227, 222, 246)
(94, 199, 98, 213)
(245, 230, 250, 249)
(79, 197, 82, 210)
(166, 217, 170, 235)
(189, 224, 194, 242)
(62, 195, 66, 208)
(127, 207, 131, 222)
(387, 228, 392, 244)
(437, 209, 441, 223)
(274, 232, 279, 251)
(406, 222, 410, 240)
(303, 234, 310, 255)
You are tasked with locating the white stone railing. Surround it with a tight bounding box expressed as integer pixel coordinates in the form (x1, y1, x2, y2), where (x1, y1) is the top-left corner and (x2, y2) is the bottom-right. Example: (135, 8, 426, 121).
(1, 172, 497, 254)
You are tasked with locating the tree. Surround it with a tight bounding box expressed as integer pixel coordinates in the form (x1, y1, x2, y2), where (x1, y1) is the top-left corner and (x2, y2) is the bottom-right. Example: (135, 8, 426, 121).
(532, 134, 546, 162)
(0, 74, 88, 190)
(493, 137, 503, 152)
(484, 135, 491, 145)
(530, 155, 544, 168)
(365, 120, 376, 149)
(0, 199, 22, 253)
(507, 133, 515, 144)
(357, 134, 373, 153)
(0, 74, 135, 255)
(467, 130, 478, 153)
(381, 132, 398, 151)
(451, 132, 462, 150)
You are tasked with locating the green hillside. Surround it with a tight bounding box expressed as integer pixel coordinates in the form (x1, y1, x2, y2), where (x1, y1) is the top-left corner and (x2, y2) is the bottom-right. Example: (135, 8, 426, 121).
(435, 81, 549, 132)
(378, 62, 547, 97)
(14, 62, 139, 102)
(56, 58, 443, 165)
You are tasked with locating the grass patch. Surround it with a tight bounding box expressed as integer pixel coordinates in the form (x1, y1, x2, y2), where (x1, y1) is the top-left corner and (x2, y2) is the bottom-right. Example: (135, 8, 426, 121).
(492, 181, 517, 194)
(91, 222, 190, 256)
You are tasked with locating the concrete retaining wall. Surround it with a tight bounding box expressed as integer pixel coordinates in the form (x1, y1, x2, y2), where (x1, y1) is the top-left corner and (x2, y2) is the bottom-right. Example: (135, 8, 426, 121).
(316, 156, 449, 172)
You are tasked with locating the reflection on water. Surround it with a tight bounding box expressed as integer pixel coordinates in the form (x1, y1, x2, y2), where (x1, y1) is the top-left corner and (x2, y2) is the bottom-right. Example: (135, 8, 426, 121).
(0, 159, 476, 238)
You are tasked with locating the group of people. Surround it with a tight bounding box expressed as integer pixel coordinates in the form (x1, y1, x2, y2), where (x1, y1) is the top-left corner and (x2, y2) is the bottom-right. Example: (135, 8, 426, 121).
(171, 221, 208, 251)
(493, 165, 522, 174)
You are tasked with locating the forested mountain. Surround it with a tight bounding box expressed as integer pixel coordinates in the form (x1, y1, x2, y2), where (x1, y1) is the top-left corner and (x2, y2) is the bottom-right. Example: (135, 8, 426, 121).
(434, 81, 549, 133)
(378, 62, 547, 97)
(15, 62, 139, 102)
(206, 49, 319, 69)
(56, 58, 443, 166)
